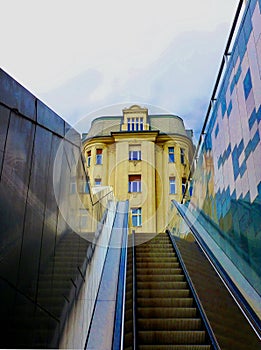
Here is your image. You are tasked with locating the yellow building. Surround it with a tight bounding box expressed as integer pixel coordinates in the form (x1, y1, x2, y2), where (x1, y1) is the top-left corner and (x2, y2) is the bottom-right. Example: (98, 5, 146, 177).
(82, 105, 194, 233)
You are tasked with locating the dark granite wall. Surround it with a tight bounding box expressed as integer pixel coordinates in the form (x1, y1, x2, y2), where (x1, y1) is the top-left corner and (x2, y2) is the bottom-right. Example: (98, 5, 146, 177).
(0, 68, 88, 346)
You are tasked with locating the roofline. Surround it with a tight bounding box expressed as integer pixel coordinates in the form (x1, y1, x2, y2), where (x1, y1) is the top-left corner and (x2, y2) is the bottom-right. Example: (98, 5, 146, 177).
(89, 113, 183, 126)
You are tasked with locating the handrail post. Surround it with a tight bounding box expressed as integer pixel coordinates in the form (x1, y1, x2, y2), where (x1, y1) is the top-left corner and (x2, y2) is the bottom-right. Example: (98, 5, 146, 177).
(132, 229, 137, 350)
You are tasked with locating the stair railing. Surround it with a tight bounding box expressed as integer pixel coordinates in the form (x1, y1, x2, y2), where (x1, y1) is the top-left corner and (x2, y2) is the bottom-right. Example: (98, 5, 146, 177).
(132, 229, 137, 350)
(167, 229, 220, 350)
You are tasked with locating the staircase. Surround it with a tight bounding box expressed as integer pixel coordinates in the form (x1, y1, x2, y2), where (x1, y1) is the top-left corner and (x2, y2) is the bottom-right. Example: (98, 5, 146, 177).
(124, 232, 213, 349)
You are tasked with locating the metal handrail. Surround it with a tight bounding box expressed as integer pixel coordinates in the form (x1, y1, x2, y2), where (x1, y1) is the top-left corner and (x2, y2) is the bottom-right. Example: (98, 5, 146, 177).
(132, 230, 137, 350)
(166, 229, 220, 350)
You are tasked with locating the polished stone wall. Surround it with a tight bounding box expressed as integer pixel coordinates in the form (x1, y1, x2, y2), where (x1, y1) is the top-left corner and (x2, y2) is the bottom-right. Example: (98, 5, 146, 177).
(0, 68, 90, 347)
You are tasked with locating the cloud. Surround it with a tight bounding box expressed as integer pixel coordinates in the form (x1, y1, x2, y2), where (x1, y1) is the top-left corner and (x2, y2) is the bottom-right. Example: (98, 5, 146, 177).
(46, 22, 229, 141)
(41, 69, 103, 121)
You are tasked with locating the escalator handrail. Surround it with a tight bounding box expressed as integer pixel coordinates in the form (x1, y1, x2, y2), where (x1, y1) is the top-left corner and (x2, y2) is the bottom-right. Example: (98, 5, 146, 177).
(173, 201, 261, 339)
(132, 230, 137, 350)
(167, 229, 221, 350)
(112, 201, 129, 350)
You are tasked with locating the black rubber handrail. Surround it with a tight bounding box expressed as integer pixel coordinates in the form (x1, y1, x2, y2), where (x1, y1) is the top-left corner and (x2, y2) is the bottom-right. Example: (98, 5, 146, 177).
(172, 201, 261, 339)
(112, 202, 129, 350)
(166, 229, 220, 350)
(132, 230, 137, 350)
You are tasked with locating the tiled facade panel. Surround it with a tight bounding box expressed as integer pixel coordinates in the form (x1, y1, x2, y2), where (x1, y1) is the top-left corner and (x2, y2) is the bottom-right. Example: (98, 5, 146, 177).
(190, 0, 261, 295)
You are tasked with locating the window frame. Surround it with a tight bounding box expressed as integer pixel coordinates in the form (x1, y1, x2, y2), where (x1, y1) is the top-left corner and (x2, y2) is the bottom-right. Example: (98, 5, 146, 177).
(128, 175, 142, 192)
(129, 150, 141, 161)
(180, 148, 185, 165)
(87, 150, 91, 167)
(131, 207, 142, 227)
(169, 176, 176, 194)
(182, 177, 187, 195)
(96, 149, 103, 165)
(168, 147, 175, 163)
(94, 178, 101, 186)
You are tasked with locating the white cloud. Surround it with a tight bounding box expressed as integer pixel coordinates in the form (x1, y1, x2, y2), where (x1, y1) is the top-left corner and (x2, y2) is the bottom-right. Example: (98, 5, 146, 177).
(0, 0, 239, 137)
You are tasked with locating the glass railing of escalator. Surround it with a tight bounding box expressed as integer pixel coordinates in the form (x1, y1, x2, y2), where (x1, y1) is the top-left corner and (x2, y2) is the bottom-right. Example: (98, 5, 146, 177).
(167, 200, 261, 339)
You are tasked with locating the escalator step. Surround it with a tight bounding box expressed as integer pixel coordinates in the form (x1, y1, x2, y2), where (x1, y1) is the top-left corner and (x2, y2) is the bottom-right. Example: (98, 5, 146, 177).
(137, 289, 190, 298)
(137, 281, 187, 290)
(138, 330, 206, 344)
(135, 257, 178, 262)
(139, 345, 211, 350)
(138, 307, 197, 318)
(137, 297, 194, 308)
(136, 262, 180, 268)
(136, 268, 182, 275)
(138, 318, 202, 330)
(137, 274, 184, 282)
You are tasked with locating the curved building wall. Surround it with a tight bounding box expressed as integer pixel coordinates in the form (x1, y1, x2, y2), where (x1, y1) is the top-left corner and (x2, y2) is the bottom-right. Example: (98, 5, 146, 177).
(83, 108, 194, 233)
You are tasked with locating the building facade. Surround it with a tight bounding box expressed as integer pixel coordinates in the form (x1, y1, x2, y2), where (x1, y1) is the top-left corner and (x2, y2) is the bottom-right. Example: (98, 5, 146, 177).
(82, 105, 194, 233)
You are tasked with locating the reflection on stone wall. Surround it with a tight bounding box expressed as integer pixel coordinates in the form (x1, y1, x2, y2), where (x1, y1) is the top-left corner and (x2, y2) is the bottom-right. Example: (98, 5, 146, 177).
(0, 69, 91, 347)
(189, 0, 261, 294)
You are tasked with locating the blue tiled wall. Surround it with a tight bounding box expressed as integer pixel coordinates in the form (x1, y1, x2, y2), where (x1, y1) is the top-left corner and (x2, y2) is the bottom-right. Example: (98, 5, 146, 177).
(190, 0, 261, 295)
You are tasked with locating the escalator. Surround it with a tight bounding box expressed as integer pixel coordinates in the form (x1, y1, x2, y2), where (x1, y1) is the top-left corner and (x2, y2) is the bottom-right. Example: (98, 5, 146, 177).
(123, 232, 260, 349)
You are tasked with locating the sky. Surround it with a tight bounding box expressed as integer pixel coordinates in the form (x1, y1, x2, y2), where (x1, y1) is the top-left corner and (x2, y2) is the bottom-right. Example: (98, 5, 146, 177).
(0, 0, 240, 140)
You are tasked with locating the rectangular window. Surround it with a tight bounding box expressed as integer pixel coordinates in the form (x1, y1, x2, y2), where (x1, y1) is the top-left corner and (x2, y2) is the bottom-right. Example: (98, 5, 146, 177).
(95, 178, 101, 186)
(140, 118, 144, 131)
(87, 151, 91, 167)
(127, 117, 144, 131)
(182, 177, 187, 195)
(96, 149, 103, 165)
(132, 118, 135, 131)
(136, 117, 139, 131)
(131, 208, 142, 227)
(129, 145, 141, 161)
(129, 175, 141, 192)
(180, 148, 185, 164)
(129, 150, 141, 160)
(168, 147, 175, 162)
(169, 177, 176, 194)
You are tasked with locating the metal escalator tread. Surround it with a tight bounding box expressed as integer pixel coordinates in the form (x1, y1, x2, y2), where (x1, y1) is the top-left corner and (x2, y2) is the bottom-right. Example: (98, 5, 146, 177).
(124, 232, 212, 349)
(176, 238, 261, 350)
